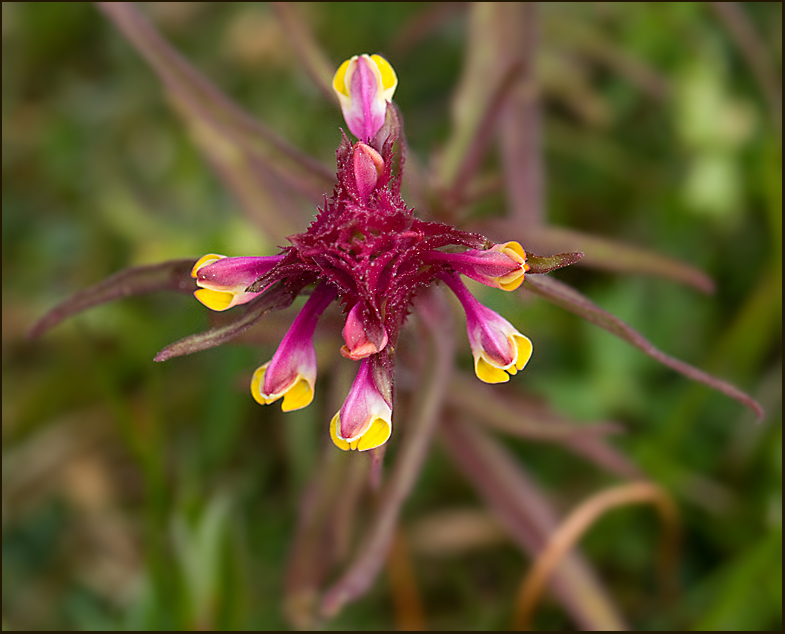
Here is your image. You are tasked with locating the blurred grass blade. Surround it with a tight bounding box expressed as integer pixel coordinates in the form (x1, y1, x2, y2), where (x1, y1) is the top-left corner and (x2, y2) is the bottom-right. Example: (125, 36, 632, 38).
(441, 419, 627, 631)
(526, 251, 584, 274)
(153, 282, 298, 362)
(96, 2, 335, 208)
(497, 3, 544, 227)
(319, 286, 455, 619)
(446, 374, 640, 478)
(285, 448, 366, 630)
(512, 482, 679, 630)
(272, 2, 335, 102)
(710, 1, 782, 132)
(28, 259, 197, 339)
(436, 3, 522, 199)
(523, 275, 764, 419)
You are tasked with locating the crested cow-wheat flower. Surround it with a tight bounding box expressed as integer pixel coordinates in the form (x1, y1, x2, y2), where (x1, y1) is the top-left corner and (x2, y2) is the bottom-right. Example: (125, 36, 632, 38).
(190, 53, 533, 451)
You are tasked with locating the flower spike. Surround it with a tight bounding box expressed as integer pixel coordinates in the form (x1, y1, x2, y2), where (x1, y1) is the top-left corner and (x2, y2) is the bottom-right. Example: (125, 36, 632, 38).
(441, 273, 533, 384)
(191, 254, 283, 311)
(250, 284, 336, 411)
(330, 358, 392, 451)
(333, 53, 398, 142)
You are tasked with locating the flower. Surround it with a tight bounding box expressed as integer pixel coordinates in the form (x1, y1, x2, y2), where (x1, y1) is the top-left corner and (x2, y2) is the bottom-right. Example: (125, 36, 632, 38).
(332, 53, 398, 142)
(191, 253, 283, 311)
(330, 358, 393, 451)
(441, 272, 533, 384)
(250, 283, 335, 411)
(426, 241, 529, 291)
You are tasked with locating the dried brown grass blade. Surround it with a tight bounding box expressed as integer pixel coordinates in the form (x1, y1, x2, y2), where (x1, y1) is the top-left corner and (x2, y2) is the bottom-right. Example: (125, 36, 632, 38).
(512, 481, 679, 630)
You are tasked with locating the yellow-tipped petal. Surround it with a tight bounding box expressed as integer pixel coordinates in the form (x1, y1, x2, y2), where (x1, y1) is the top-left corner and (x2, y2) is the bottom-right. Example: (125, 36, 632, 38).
(191, 253, 225, 277)
(330, 413, 352, 451)
(357, 417, 391, 451)
(501, 241, 526, 261)
(281, 378, 314, 412)
(333, 57, 352, 97)
(250, 364, 271, 405)
(194, 288, 235, 311)
(370, 54, 397, 98)
(494, 241, 527, 291)
(513, 334, 533, 370)
(498, 272, 525, 291)
(475, 356, 510, 384)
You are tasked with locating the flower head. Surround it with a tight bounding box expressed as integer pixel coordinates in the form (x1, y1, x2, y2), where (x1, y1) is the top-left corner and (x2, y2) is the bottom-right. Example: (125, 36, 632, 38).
(333, 53, 398, 142)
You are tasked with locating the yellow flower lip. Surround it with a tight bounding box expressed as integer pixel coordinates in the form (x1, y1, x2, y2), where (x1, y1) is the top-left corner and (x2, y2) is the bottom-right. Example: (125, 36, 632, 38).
(330, 412, 391, 451)
(250, 363, 315, 412)
(491, 241, 528, 291)
(332, 53, 398, 141)
(474, 333, 533, 384)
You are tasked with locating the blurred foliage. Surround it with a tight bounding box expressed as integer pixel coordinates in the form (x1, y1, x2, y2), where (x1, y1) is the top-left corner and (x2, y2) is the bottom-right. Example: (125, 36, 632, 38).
(2, 1, 781, 630)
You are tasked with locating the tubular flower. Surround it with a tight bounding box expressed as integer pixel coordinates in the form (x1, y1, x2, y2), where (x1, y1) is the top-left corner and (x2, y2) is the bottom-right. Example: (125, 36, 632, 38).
(441, 272, 533, 384)
(191, 254, 283, 311)
(330, 358, 392, 451)
(250, 284, 336, 411)
(332, 53, 398, 142)
(426, 241, 529, 291)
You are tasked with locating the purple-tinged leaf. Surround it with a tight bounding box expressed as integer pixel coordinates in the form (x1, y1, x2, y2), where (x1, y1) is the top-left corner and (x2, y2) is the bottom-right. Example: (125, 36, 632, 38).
(441, 419, 627, 630)
(153, 282, 298, 362)
(496, 3, 544, 227)
(319, 286, 454, 619)
(479, 220, 715, 293)
(435, 4, 523, 209)
(447, 60, 522, 206)
(28, 259, 197, 339)
(96, 2, 335, 208)
(272, 3, 336, 103)
(524, 275, 764, 420)
(526, 251, 584, 274)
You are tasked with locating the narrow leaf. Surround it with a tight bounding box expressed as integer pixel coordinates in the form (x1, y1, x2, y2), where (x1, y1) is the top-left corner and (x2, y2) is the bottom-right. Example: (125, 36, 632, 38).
(272, 3, 336, 102)
(436, 4, 522, 198)
(28, 259, 197, 339)
(523, 275, 764, 420)
(526, 251, 584, 274)
(475, 220, 715, 293)
(154, 282, 297, 362)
